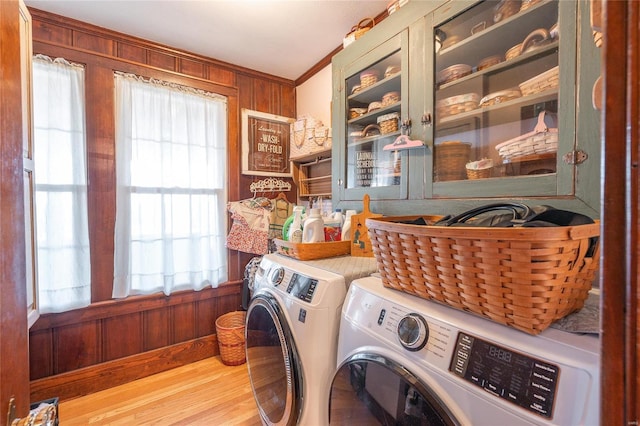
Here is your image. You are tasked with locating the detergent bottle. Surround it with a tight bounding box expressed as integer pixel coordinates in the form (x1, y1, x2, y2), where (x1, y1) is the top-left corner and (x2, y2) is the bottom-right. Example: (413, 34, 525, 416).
(302, 208, 325, 243)
(323, 209, 343, 241)
(333, 209, 344, 227)
(286, 206, 305, 243)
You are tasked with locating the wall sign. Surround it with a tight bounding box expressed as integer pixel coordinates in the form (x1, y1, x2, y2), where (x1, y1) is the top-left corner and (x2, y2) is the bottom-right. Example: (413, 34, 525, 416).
(241, 109, 295, 177)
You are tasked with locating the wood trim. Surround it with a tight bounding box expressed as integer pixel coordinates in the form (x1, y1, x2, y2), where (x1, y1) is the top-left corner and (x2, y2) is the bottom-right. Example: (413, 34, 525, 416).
(30, 334, 220, 402)
(601, 0, 639, 424)
(28, 7, 295, 86)
(30, 282, 242, 331)
(295, 9, 390, 86)
(625, 0, 640, 420)
(33, 40, 238, 97)
(1, 0, 32, 419)
(28, 283, 242, 380)
(295, 44, 343, 87)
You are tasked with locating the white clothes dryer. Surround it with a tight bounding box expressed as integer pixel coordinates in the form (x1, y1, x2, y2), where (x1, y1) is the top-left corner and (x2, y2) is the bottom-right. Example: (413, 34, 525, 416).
(246, 253, 377, 425)
(329, 276, 600, 426)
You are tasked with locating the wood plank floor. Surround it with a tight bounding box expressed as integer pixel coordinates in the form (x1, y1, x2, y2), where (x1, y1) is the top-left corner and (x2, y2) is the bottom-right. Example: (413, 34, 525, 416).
(59, 357, 262, 425)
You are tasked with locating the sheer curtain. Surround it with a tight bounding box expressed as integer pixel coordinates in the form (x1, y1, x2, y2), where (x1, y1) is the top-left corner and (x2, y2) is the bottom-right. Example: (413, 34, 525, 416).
(32, 55, 91, 313)
(113, 73, 228, 298)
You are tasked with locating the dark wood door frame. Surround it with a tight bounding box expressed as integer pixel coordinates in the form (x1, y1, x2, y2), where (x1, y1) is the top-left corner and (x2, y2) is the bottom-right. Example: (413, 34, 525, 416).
(601, 0, 639, 424)
(0, 1, 31, 423)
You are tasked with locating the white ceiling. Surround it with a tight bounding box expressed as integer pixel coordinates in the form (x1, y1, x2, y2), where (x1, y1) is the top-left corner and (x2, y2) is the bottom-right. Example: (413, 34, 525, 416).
(24, 0, 389, 80)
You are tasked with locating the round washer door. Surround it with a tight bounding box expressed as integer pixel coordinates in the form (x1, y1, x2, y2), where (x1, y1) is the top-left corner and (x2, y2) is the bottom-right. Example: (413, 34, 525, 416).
(245, 294, 300, 426)
(329, 353, 460, 426)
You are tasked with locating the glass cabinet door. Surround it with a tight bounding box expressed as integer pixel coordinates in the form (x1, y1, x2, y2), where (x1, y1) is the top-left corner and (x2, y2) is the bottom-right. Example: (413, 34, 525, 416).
(337, 31, 409, 201)
(432, 0, 565, 197)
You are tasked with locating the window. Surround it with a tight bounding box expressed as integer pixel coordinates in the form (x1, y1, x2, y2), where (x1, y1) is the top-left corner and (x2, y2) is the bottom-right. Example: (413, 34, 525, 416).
(113, 73, 228, 298)
(32, 55, 91, 314)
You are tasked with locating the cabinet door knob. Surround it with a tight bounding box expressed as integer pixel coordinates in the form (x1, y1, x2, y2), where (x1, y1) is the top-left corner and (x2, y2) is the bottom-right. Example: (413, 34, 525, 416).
(401, 119, 411, 133)
(421, 113, 432, 126)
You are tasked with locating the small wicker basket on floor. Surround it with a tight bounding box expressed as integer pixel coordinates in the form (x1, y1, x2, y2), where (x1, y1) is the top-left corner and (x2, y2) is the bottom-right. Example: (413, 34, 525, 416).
(216, 311, 247, 366)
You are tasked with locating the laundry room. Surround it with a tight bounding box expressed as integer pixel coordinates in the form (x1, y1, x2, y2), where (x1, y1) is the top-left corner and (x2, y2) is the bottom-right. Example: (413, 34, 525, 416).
(1, 0, 637, 425)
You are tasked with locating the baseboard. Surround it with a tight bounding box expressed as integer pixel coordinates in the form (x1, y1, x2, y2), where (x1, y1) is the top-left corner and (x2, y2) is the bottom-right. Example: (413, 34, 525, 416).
(30, 334, 218, 403)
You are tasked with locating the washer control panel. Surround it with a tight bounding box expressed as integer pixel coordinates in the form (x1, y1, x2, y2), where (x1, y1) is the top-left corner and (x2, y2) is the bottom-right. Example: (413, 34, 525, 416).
(266, 265, 318, 303)
(450, 332, 559, 419)
(285, 272, 318, 303)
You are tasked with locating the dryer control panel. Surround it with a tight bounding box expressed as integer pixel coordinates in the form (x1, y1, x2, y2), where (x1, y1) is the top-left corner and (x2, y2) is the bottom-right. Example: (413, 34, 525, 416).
(450, 332, 559, 419)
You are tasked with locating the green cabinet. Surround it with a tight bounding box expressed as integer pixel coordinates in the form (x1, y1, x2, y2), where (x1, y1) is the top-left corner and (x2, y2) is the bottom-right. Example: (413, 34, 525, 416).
(332, 0, 600, 217)
(333, 29, 410, 201)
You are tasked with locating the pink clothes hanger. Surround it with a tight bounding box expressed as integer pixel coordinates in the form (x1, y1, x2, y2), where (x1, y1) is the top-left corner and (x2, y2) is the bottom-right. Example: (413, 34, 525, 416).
(383, 134, 425, 151)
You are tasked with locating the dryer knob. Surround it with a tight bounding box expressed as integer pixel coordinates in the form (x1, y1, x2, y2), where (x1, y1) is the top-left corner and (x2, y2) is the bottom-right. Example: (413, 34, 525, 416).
(269, 267, 285, 286)
(397, 313, 429, 351)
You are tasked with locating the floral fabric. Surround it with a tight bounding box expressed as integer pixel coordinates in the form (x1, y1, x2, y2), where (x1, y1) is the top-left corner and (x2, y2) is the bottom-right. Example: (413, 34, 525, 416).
(226, 199, 271, 255)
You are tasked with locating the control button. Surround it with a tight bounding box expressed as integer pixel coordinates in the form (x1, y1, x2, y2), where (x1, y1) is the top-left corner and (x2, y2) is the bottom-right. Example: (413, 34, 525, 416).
(483, 381, 501, 397)
(377, 309, 386, 325)
(298, 308, 306, 323)
(505, 391, 519, 402)
(397, 313, 429, 351)
(270, 267, 285, 286)
(469, 374, 482, 386)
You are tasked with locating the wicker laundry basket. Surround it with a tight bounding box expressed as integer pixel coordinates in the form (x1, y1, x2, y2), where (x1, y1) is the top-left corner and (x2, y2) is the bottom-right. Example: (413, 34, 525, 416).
(366, 215, 600, 335)
(216, 311, 247, 366)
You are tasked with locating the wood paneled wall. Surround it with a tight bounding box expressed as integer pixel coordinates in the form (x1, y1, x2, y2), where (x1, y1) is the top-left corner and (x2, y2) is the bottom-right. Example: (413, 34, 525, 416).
(27, 8, 296, 401)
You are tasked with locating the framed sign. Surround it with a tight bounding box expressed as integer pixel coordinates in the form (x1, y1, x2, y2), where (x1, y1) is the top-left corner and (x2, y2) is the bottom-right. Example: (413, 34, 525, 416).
(241, 109, 295, 177)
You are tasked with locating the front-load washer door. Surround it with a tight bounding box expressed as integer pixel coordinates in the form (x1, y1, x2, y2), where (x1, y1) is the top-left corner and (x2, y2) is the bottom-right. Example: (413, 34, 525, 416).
(246, 294, 300, 426)
(329, 353, 459, 426)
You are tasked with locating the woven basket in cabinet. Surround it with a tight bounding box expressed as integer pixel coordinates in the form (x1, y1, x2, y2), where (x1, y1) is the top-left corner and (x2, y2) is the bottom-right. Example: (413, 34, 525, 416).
(434, 141, 471, 181)
(436, 93, 480, 118)
(519, 66, 559, 96)
(466, 167, 492, 179)
(216, 311, 247, 366)
(366, 216, 600, 335)
(360, 68, 380, 88)
(377, 112, 399, 134)
(495, 111, 558, 160)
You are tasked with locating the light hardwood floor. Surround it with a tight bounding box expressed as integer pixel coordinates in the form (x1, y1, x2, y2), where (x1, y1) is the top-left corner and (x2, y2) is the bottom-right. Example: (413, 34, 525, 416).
(59, 357, 261, 425)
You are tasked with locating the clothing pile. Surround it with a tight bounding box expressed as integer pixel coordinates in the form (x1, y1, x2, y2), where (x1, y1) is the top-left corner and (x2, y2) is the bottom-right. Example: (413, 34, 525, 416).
(226, 194, 293, 255)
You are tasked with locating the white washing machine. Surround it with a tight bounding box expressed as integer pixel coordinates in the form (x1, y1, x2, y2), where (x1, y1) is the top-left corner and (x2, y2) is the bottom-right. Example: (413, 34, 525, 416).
(245, 253, 378, 425)
(329, 276, 600, 425)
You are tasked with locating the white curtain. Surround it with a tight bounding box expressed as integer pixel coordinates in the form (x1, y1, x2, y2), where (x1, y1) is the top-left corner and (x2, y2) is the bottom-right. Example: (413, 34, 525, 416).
(113, 73, 228, 298)
(32, 55, 91, 313)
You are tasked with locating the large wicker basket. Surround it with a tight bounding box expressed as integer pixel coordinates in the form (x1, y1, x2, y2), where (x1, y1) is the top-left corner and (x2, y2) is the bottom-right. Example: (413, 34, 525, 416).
(366, 215, 600, 335)
(216, 311, 247, 366)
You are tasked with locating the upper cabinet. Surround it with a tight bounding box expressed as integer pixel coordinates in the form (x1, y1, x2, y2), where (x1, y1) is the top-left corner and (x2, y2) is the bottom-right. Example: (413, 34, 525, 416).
(332, 0, 601, 216)
(333, 29, 410, 202)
